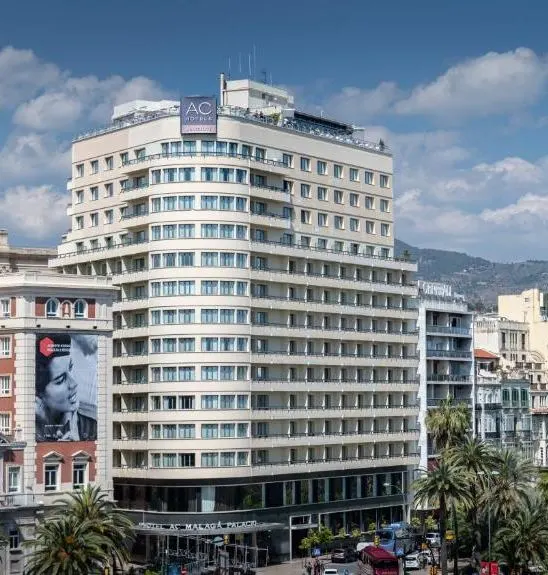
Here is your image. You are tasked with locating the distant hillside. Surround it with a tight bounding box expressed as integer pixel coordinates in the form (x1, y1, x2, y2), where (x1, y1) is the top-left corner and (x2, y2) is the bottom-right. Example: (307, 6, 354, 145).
(395, 239, 548, 309)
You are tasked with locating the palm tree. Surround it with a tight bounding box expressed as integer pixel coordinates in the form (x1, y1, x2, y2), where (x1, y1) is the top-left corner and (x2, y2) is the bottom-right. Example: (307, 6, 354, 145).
(425, 397, 470, 453)
(414, 460, 474, 575)
(447, 438, 496, 547)
(55, 484, 135, 573)
(25, 515, 109, 574)
(486, 450, 537, 521)
(494, 493, 548, 574)
(446, 437, 497, 572)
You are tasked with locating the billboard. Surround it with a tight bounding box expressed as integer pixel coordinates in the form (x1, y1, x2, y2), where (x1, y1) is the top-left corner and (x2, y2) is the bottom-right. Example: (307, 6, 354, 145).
(181, 96, 217, 134)
(35, 333, 98, 442)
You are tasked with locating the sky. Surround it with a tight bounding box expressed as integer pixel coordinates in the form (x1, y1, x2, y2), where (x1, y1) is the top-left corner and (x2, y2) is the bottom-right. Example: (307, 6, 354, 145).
(2, 0, 548, 261)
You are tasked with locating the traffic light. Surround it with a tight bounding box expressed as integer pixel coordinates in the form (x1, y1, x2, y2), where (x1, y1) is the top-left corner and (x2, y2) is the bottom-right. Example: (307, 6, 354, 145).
(224, 535, 229, 545)
(374, 535, 380, 547)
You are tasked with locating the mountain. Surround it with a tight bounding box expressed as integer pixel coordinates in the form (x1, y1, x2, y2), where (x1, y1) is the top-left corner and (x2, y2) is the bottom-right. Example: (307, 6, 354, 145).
(394, 239, 548, 309)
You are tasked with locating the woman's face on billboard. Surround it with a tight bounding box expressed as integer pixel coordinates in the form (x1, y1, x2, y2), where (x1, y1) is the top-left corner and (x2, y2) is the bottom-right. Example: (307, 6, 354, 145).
(43, 355, 78, 414)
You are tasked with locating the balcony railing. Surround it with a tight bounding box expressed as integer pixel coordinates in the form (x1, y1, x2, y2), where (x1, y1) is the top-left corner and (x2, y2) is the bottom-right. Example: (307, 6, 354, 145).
(425, 325, 471, 336)
(426, 349, 472, 359)
(74, 106, 392, 156)
(427, 397, 472, 407)
(426, 374, 472, 382)
(54, 235, 415, 266)
(113, 378, 418, 386)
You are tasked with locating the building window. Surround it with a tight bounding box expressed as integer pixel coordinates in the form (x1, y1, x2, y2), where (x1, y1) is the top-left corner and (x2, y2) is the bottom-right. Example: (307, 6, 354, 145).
(365, 196, 374, 209)
(90, 187, 99, 201)
(301, 210, 311, 224)
(74, 300, 87, 319)
(75, 190, 83, 204)
(350, 218, 360, 232)
(366, 221, 375, 234)
(334, 190, 344, 204)
(75, 164, 84, 178)
(8, 528, 19, 550)
(380, 174, 390, 188)
(349, 193, 359, 207)
(334, 216, 344, 229)
(364, 171, 374, 185)
(300, 157, 310, 171)
(380, 199, 390, 212)
(0, 338, 10, 358)
(75, 216, 84, 230)
(334, 164, 343, 178)
(105, 156, 113, 170)
(350, 168, 359, 182)
(72, 462, 87, 489)
(0, 299, 9, 318)
(282, 153, 293, 167)
(318, 213, 328, 227)
(0, 376, 11, 396)
(104, 210, 113, 224)
(7, 466, 21, 493)
(0, 413, 10, 434)
(90, 213, 98, 227)
(46, 299, 59, 318)
(90, 160, 98, 174)
(381, 223, 390, 236)
(300, 184, 311, 198)
(317, 161, 327, 175)
(44, 464, 59, 491)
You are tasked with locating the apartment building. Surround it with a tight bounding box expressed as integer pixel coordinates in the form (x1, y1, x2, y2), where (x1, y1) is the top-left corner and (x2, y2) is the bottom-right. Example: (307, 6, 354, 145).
(474, 349, 533, 458)
(51, 75, 419, 561)
(416, 282, 474, 469)
(0, 271, 116, 574)
(478, 292, 548, 466)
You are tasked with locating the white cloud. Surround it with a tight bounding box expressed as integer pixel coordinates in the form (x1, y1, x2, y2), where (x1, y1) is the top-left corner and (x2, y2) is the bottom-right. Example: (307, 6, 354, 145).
(0, 46, 60, 108)
(0, 133, 70, 180)
(322, 82, 400, 122)
(473, 157, 543, 184)
(13, 73, 171, 131)
(395, 48, 548, 118)
(0, 185, 68, 239)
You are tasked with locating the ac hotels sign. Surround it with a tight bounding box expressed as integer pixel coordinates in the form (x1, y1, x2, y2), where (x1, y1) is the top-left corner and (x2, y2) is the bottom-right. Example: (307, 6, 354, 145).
(181, 96, 217, 134)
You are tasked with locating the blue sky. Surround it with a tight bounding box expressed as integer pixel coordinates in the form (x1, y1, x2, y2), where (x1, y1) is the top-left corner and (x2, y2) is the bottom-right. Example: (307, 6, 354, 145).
(2, 0, 548, 260)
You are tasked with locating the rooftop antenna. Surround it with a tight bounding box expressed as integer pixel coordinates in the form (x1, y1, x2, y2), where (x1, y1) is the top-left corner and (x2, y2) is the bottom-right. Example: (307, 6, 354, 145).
(239, 53, 242, 75)
(228, 57, 231, 79)
(253, 45, 257, 80)
(270, 72, 273, 85)
(248, 53, 252, 77)
(261, 69, 267, 84)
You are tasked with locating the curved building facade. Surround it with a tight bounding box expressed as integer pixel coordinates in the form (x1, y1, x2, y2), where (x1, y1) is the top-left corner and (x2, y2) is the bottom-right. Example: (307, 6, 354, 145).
(52, 77, 419, 562)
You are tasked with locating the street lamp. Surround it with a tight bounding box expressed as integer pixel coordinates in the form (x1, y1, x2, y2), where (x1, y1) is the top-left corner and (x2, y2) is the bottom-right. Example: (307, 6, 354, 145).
(477, 471, 499, 563)
(383, 483, 407, 524)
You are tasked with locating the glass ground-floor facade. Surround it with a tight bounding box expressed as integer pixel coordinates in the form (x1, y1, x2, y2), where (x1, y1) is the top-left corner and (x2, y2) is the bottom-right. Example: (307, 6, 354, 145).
(115, 466, 410, 562)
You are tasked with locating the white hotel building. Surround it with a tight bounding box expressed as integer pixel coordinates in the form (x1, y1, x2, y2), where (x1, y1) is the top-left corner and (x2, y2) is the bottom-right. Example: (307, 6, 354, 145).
(51, 75, 419, 561)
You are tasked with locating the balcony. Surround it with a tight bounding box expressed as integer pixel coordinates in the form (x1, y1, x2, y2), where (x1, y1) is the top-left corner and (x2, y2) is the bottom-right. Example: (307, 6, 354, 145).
(426, 374, 471, 382)
(426, 349, 472, 359)
(427, 397, 472, 407)
(74, 106, 392, 157)
(425, 325, 471, 336)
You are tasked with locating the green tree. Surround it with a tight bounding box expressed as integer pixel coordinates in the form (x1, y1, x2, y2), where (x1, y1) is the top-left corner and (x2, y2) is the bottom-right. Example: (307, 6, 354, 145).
(486, 450, 537, 521)
(56, 485, 135, 572)
(25, 515, 109, 574)
(425, 398, 469, 453)
(414, 460, 473, 575)
(446, 437, 496, 551)
(494, 494, 548, 574)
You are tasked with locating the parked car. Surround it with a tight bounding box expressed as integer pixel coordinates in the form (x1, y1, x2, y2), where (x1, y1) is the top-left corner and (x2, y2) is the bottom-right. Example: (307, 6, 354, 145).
(406, 551, 432, 570)
(331, 548, 355, 563)
(425, 533, 441, 547)
(325, 569, 339, 575)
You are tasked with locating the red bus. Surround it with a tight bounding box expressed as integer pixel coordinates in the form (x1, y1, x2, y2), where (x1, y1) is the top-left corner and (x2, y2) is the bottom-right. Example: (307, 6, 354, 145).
(358, 546, 399, 575)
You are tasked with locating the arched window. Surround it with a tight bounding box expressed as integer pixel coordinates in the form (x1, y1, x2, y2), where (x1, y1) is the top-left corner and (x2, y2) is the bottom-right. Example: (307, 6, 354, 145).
(45, 299, 59, 318)
(74, 300, 86, 319)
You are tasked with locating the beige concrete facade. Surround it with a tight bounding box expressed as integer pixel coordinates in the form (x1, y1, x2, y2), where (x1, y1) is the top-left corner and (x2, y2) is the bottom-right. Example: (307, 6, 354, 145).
(51, 77, 419, 561)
